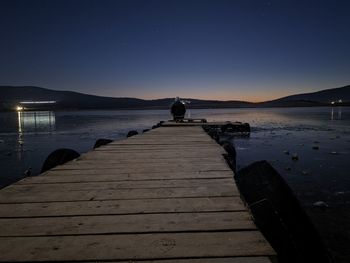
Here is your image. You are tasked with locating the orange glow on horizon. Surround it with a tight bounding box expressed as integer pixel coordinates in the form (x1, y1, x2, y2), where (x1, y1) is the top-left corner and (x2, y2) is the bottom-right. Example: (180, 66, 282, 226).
(101, 84, 322, 103)
(136, 91, 292, 103)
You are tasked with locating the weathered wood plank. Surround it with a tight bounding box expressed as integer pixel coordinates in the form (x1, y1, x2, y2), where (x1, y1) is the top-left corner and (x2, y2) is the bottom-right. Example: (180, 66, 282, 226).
(109, 141, 215, 145)
(92, 143, 219, 148)
(0, 184, 238, 203)
(18, 171, 233, 184)
(115, 257, 272, 263)
(86, 151, 226, 158)
(0, 232, 275, 261)
(105, 143, 217, 147)
(101, 136, 214, 140)
(0, 212, 255, 236)
(67, 160, 228, 167)
(116, 136, 211, 139)
(92, 150, 224, 155)
(94, 145, 225, 151)
(76, 157, 227, 164)
(161, 122, 230, 127)
(52, 163, 230, 172)
(6, 178, 236, 192)
(38, 169, 233, 177)
(0, 197, 245, 217)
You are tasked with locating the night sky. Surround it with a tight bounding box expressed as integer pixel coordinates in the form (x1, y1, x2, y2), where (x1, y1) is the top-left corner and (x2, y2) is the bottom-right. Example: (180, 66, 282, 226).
(1, 0, 350, 101)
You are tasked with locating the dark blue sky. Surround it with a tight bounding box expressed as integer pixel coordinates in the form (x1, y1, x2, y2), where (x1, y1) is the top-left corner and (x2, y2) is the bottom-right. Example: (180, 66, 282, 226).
(1, 0, 350, 101)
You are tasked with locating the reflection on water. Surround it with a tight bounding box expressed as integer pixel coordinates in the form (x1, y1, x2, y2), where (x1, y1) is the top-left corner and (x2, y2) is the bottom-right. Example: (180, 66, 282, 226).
(15, 111, 56, 165)
(17, 111, 55, 133)
(331, 107, 342, 120)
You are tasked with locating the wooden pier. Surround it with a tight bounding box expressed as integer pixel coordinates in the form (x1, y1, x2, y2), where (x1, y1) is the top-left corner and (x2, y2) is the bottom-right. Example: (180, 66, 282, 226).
(0, 124, 275, 262)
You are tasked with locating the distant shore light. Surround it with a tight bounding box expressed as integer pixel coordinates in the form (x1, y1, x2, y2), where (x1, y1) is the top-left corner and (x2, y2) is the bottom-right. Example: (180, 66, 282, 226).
(19, 101, 56, 104)
(16, 106, 24, 111)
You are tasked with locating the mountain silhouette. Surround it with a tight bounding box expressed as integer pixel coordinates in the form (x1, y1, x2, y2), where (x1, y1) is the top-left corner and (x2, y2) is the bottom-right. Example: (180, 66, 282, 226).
(1, 84, 349, 110)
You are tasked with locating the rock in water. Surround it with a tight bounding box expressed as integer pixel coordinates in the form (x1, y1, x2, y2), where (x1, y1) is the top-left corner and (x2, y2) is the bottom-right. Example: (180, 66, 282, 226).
(93, 139, 113, 149)
(313, 201, 329, 208)
(301, 170, 309, 175)
(127, 130, 138, 138)
(291, 153, 299, 161)
(24, 167, 32, 177)
(41, 149, 80, 173)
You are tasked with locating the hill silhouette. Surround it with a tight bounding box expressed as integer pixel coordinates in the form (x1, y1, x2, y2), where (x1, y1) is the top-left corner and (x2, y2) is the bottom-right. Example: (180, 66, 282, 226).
(0, 86, 251, 110)
(263, 85, 350, 107)
(1, 84, 349, 110)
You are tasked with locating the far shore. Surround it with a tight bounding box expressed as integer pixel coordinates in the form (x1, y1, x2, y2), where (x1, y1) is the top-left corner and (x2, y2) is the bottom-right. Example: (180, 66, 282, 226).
(1, 103, 349, 112)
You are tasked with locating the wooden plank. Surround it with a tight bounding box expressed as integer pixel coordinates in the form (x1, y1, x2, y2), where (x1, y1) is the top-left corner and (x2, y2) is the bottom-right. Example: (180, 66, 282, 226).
(94, 148, 225, 153)
(143, 133, 210, 136)
(69, 159, 227, 166)
(6, 178, 236, 192)
(37, 169, 233, 177)
(59, 158, 227, 166)
(0, 197, 246, 218)
(152, 126, 206, 131)
(86, 151, 226, 158)
(93, 147, 223, 152)
(93, 146, 224, 151)
(52, 163, 230, 172)
(77, 155, 226, 162)
(161, 121, 230, 127)
(77, 156, 226, 163)
(109, 141, 215, 145)
(0, 232, 275, 261)
(115, 257, 272, 263)
(93, 141, 219, 145)
(0, 212, 255, 236)
(116, 136, 211, 139)
(105, 143, 217, 147)
(94, 142, 220, 147)
(18, 172, 233, 184)
(0, 184, 238, 203)
(125, 135, 211, 138)
(113, 135, 213, 139)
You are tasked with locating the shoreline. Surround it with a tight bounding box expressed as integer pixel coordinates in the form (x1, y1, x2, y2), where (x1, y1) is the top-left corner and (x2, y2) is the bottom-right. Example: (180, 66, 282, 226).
(1, 104, 349, 113)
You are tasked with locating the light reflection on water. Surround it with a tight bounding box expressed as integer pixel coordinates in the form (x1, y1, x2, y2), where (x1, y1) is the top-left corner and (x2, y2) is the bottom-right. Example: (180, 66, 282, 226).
(14, 111, 56, 164)
(0, 107, 349, 206)
(331, 107, 342, 120)
(17, 111, 56, 133)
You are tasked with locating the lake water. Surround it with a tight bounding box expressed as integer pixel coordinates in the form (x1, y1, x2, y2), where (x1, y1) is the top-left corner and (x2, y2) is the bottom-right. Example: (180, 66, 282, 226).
(0, 107, 350, 206)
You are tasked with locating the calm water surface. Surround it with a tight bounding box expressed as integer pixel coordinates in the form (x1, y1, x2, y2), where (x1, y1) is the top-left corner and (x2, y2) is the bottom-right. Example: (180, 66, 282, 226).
(0, 107, 349, 205)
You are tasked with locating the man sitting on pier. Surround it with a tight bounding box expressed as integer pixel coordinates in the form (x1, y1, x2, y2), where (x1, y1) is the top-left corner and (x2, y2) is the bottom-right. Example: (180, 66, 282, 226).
(170, 97, 186, 121)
